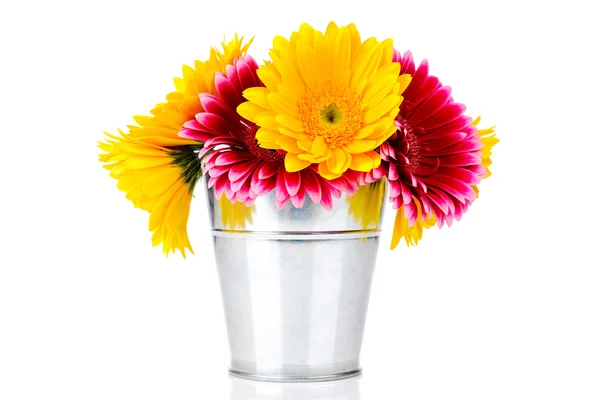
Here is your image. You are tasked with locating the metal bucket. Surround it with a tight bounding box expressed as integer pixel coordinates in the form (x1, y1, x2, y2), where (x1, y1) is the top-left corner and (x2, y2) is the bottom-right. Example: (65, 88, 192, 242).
(205, 179, 386, 382)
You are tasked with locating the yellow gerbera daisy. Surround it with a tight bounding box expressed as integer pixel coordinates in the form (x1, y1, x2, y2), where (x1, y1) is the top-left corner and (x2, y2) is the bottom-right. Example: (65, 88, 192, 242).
(129, 34, 253, 147)
(237, 22, 411, 180)
(99, 36, 252, 257)
(99, 132, 202, 257)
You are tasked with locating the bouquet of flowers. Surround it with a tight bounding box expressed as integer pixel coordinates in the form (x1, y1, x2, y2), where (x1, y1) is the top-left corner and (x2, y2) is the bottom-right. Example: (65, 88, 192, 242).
(99, 22, 497, 257)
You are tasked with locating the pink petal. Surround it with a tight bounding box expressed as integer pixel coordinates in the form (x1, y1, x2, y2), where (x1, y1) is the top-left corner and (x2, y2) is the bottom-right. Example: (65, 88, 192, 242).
(229, 160, 259, 183)
(200, 93, 239, 121)
(439, 153, 482, 167)
(424, 174, 476, 205)
(465, 164, 488, 178)
(290, 192, 305, 208)
(258, 161, 279, 179)
(215, 73, 245, 110)
(419, 103, 467, 131)
(420, 116, 473, 141)
(225, 64, 242, 92)
(319, 181, 334, 210)
(206, 165, 230, 178)
(428, 139, 484, 156)
(236, 59, 260, 90)
(388, 180, 401, 198)
(215, 151, 250, 166)
(414, 156, 440, 176)
(388, 164, 399, 180)
(401, 182, 413, 205)
(235, 179, 252, 201)
(275, 194, 289, 210)
(402, 59, 429, 102)
(302, 170, 322, 204)
(252, 175, 276, 197)
(213, 174, 231, 200)
(372, 166, 386, 180)
(404, 75, 441, 116)
(425, 188, 451, 215)
(196, 112, 231, 135)
(436, 167, 481, 186)
(284, 171, 301, 196)
(423, 131, 467, 152)
(407, 85, 452, 127)
(183, 119, 204, 131)
(398, 50, 415, 75)
(178, 128, 210, 142)
(275, 165, 288, 201)
(203, 151, 219, 169)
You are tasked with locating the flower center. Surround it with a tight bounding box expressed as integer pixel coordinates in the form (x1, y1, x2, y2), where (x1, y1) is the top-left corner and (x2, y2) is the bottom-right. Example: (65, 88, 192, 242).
(396, 118, 421, 174)
(299, 81, 362, 148)
(240, 122, 284, 162)
(320, 104, 343, 126)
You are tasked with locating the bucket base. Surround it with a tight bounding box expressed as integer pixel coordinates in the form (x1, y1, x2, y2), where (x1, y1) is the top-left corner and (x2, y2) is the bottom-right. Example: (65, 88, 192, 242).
(229, 368, 362, 383)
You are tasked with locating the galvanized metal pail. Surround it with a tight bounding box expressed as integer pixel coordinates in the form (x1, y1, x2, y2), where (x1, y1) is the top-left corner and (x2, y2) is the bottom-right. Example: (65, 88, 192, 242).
(206, 179, 386, 382)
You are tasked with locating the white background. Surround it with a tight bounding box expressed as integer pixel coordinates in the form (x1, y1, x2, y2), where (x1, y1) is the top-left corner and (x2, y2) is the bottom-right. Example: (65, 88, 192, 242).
(1, 0, 599, 399)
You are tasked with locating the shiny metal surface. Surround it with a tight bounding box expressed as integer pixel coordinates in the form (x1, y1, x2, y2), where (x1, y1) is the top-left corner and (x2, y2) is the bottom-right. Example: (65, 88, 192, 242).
(206, 179, 386, 382)
(229, 375, 362, 400)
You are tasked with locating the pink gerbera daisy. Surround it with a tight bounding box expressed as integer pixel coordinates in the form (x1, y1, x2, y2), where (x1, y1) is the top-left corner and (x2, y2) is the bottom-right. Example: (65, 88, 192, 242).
(179, 55, 360, 209)
(366, 50, 487, 230)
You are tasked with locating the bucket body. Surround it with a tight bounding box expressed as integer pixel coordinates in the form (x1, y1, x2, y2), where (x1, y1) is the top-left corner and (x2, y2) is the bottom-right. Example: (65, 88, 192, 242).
(206, 180, 386, 382)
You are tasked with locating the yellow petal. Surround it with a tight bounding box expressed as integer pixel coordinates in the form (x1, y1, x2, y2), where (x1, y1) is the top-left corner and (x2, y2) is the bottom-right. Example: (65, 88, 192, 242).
(349, 151, 381, 172)
(347, 23, 362, 58)
(254, 111, 280, 130)
(256, 62, 282, 90)
(237, 101, 267, 121)
(343, 139, 377, 154)
(311, 136, 328, 156)
(298, 139, 314, 152)
(243, 87, 271, 109)
(379, 38, 394, 67)
(355, 117, 395, 140)
(267, 92, 299, 115)
(298, 153, 331, 163)
(285, 153, 311, 172)
(255, 128, 281, 146)
(276, 136, 303, 154)
(275, 113, 305, 133)
(331, 27, 351, 84)
(326, 147, 350, 175)
(142, 166, 180, 198)
(318, 161, 342, 180)
(350, 38, 381, 91)
(390, 200, 436, 249)
(279, 127, 309, 140)
(397, 73, 412, 96)
(362, 63, 401, 108)
(296, 39, 320, 91)
(363, 94, 401, 124)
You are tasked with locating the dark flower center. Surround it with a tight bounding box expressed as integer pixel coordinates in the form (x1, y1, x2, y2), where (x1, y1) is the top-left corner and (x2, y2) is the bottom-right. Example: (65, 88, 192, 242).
(239, 122, 284, 162)
(396, 117, 421, 174)
(320, 104, 343, 126)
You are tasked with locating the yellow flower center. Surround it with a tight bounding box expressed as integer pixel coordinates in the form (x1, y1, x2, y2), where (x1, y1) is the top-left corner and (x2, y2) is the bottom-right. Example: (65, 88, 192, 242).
(299, 81, 362, 148)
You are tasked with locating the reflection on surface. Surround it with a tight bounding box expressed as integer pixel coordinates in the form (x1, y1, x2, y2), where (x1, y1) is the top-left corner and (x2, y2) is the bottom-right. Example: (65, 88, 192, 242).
(219, 196, 254, 229)
(229, 375, 362, 400)
(347, 181, 386, 230)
